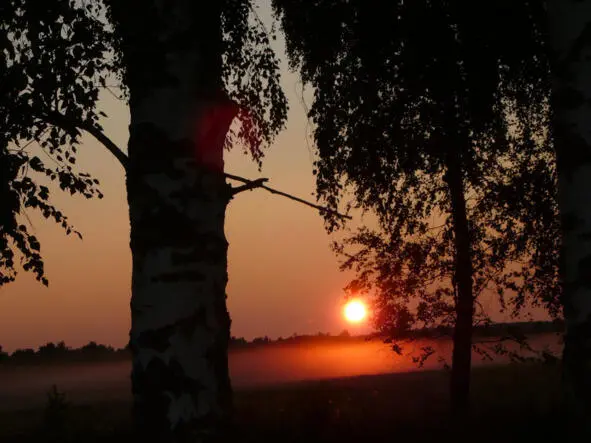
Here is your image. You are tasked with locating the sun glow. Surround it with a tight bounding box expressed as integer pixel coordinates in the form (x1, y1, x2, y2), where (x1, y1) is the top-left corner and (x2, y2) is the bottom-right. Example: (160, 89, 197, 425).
(344, 300, 367, 323)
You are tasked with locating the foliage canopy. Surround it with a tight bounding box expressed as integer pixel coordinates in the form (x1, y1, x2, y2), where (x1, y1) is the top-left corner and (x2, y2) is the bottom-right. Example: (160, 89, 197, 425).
(273, 0, 559, 339)
(1, 0, 288, 285)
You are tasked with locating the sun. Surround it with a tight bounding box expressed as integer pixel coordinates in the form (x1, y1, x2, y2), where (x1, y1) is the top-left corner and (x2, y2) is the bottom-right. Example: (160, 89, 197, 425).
(344, 300, 367, 323)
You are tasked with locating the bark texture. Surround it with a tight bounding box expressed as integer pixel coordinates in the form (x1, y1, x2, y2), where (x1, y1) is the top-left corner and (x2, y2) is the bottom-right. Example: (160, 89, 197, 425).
(123, 2, 236, 441)
(445, 151, 474, 419)
(547, 0, 591, 438)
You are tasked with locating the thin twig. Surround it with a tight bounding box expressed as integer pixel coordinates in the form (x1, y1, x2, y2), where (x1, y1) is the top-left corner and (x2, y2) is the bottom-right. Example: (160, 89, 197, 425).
(13, 128, 50, 153)
(225, 173, 351, 220)
(104, 86, 126, 101)
(231, 177, 269, 195)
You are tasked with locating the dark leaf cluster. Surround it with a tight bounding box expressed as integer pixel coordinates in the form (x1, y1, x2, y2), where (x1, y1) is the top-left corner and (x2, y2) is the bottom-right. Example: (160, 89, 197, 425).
(2, 0, 288, 286)
(105, 0, 288, 167)
(274, 0, 559, 338)
(1, 0, 112, 285)
(221, 0, 289, 166)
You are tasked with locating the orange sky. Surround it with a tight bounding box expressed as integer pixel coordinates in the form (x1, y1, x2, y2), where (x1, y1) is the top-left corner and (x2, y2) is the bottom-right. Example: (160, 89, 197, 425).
(0, 3, 549, 353)
(0, 15, 368, 352)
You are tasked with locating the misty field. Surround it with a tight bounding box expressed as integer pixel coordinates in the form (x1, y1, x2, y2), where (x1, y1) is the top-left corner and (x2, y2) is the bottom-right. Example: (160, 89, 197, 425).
(0, 334, 562, 409)
(0, 362, 562, 443)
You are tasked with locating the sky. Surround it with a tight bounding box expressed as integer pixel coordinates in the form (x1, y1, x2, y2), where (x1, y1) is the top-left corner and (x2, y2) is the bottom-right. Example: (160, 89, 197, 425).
(0, 3, 550, 353)
(0, 4, 364, 353)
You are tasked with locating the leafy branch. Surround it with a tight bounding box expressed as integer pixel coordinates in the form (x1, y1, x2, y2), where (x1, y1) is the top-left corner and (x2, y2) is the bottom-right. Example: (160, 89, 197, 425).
(225, 173, 351, 220)
(35, 111, 351, 221)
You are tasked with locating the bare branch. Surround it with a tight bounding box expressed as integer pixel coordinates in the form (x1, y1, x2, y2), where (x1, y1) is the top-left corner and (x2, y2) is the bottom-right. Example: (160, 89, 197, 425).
(76, 120, 129, 170)
(18, 109, 349, 223)
(103, 85, 126, 101)
(225, 173, 352, 220)
(230, 177, 269, 195)
(24, 106, 129, 172)
(42, 110, 129, 171)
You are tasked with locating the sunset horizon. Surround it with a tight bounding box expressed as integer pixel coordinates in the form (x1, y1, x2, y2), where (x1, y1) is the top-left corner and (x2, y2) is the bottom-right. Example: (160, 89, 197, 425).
(1, 1, 578, 441)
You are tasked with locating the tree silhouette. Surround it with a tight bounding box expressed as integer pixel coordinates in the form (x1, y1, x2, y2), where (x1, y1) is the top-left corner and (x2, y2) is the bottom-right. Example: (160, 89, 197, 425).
(1, 0, 109, 286)
(2, 0, 289, 439)
(546, 1, 591, 439)
(11, 347, 36, 362)
(274, 0, 557, 418)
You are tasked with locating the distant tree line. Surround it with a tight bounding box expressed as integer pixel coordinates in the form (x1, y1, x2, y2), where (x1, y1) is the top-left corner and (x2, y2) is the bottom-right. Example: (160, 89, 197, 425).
(229, 329, 356, 349)
(386, 319, 564, 341)
(0, 321, 562, 366)
(0, 341, 129, 365)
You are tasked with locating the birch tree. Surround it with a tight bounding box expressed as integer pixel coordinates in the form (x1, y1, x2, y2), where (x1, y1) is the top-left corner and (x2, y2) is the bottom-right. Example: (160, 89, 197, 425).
(546, 0, 591, 438)
(274, 0, 558, 419)
(2, 0, 289, 440)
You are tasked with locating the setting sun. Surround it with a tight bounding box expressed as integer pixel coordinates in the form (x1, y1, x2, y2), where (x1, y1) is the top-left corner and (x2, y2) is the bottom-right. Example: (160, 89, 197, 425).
(344, 300, 367, 323)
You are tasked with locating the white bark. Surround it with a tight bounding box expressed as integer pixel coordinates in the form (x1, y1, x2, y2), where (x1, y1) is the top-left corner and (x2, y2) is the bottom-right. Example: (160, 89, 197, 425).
(547, 1, 591, 438)
(123, 1, 235, 441)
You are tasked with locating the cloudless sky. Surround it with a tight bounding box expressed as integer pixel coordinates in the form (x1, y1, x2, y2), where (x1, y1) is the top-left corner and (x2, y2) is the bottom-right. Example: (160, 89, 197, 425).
(0, 2, 548, 353)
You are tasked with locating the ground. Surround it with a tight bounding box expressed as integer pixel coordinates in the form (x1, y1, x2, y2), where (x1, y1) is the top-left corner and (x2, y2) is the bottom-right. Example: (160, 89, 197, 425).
(0, 362, 563, 442)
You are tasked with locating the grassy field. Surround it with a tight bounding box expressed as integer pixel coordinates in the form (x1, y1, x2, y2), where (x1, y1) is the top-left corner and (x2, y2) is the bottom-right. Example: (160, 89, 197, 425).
(0, 362, 563, 443)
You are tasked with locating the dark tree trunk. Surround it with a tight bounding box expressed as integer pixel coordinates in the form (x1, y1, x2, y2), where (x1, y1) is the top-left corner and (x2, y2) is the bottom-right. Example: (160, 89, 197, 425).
(444, 151, 475, 419)
(546, 1, 591, 439)
(115, 2, 237, 441)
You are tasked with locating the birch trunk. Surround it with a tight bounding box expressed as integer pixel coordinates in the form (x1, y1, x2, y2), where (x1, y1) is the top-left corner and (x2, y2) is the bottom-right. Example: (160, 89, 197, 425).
(547, 1, 591, 438)
(123, 2, 236, 441)
(445, 150, 475, 420)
